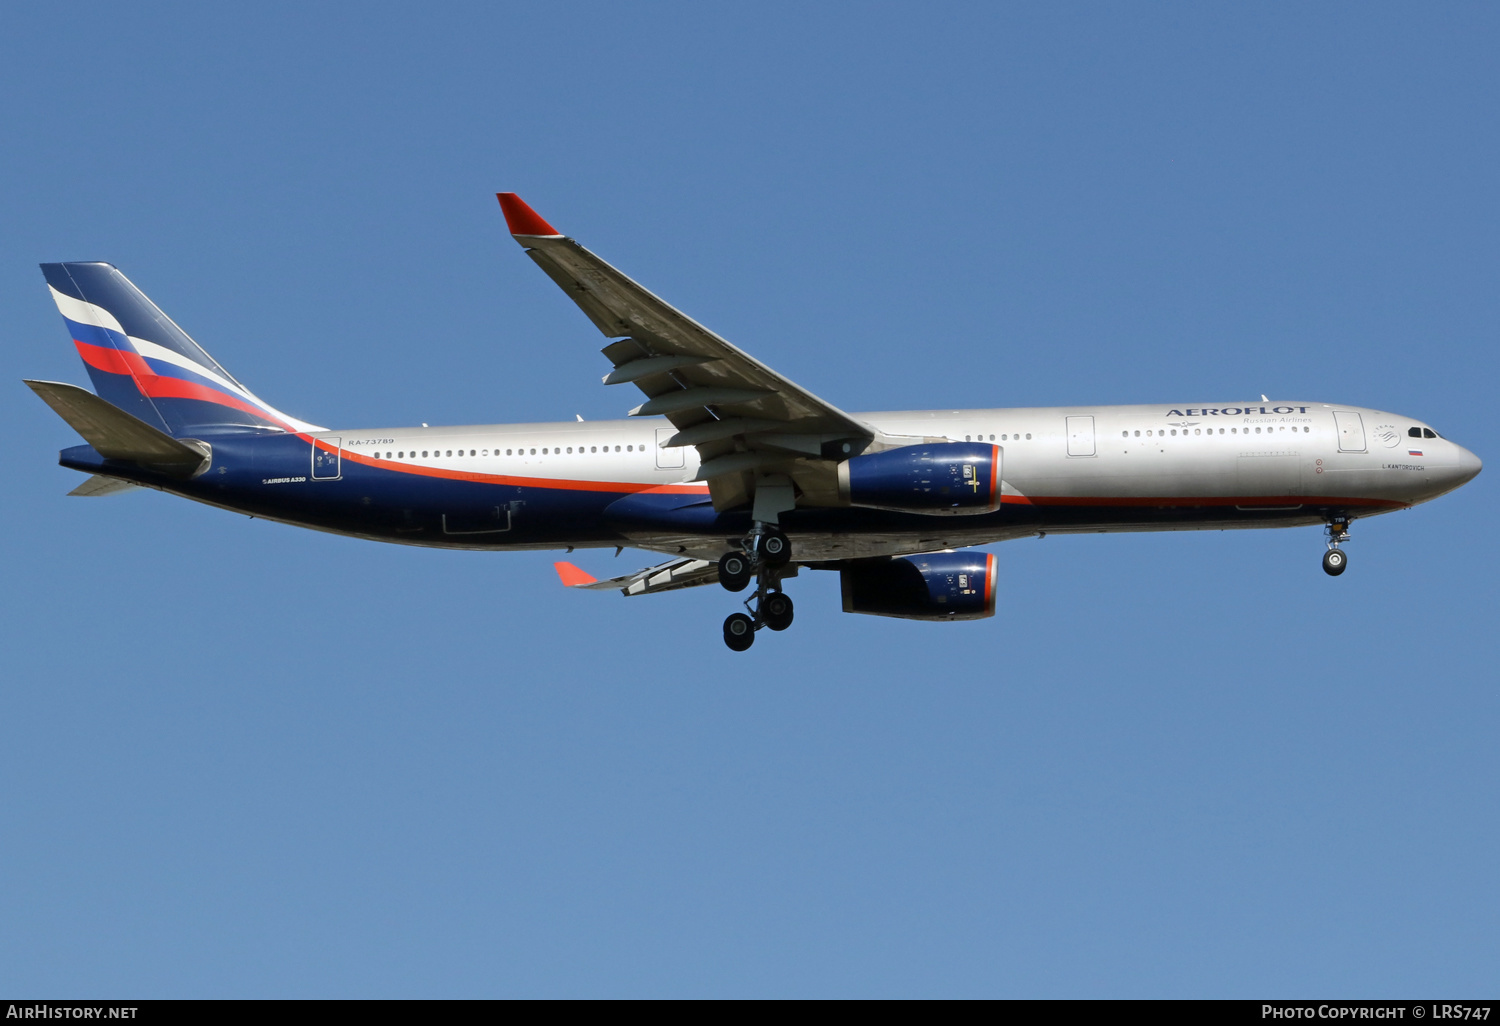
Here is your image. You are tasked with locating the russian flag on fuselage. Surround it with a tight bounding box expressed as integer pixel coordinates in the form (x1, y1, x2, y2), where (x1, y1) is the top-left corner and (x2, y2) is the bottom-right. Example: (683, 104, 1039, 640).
(42, 262, 323, 437)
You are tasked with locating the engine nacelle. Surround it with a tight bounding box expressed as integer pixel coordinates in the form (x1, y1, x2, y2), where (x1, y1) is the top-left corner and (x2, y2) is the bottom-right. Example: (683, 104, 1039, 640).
(837, 442, 1000, 515)
(840, 550, 996, 621)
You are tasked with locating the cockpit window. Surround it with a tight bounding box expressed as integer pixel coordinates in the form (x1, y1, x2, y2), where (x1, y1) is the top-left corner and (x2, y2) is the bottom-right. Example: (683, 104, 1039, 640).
(1423, 428, 1437, 439)
(1408, 427, 1422, 437)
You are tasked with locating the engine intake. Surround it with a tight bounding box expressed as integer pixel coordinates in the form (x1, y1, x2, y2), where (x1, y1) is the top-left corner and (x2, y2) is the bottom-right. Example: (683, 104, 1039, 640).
(838, 442, 1000, 515)
(840, 550, 996, 621)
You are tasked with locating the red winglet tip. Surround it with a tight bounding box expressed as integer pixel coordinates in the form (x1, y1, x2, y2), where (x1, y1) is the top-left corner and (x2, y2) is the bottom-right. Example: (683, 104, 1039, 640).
(553, 561, 597, 587)
(497, 193, 562, 236)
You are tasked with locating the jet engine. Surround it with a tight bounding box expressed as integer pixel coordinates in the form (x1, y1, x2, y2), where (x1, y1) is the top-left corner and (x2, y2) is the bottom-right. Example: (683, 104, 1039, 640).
(840, 550, 996, 620)
(837, 442, 1000, 515)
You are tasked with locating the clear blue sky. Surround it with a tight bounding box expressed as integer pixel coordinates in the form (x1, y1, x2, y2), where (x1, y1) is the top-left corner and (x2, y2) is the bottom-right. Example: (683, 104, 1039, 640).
(3, 2, 1496, 998)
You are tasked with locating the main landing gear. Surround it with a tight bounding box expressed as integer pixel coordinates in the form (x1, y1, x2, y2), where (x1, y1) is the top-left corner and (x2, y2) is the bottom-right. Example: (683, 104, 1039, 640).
(1322, 517, 1350, 577)
(719, 524, 794, 652)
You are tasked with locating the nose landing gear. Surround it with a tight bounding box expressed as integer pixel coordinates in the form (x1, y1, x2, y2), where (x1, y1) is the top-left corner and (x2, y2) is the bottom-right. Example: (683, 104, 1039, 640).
(718, 523, 796, 651)
(1322, 517, 1350, 576)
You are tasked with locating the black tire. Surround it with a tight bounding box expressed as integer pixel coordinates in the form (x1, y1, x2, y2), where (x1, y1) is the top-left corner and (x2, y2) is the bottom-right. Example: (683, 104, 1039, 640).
(1322, 549, 1348, 576)
(756, 527, 791, 568)
(723, 612, 756, 651)
(718, 551, 751, 592)
(763, 592, 794, 632)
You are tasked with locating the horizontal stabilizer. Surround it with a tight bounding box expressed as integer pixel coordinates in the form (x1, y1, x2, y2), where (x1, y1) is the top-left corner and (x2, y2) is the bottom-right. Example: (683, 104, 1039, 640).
(25, 380, 209, 475)
(67, 474, 142, 497)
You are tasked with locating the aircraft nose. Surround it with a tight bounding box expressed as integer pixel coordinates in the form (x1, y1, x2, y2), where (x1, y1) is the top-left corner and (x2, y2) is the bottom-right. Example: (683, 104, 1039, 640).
(1455, 444, 1482, 485)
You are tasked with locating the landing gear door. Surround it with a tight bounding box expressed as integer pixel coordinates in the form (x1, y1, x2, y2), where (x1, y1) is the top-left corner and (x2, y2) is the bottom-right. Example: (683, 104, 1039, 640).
(311, 436, 341, 480)
(1334, 412, 1366, 452)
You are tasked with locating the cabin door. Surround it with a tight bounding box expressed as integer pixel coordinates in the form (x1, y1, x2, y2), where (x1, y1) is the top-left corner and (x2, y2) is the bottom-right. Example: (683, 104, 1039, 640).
(311, 437, 341, 480)
(1334, 411, 1366, 452)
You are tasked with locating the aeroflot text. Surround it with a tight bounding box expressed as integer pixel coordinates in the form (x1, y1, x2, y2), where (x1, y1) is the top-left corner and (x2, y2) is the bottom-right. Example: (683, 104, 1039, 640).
(1168, 407, 1311, 417)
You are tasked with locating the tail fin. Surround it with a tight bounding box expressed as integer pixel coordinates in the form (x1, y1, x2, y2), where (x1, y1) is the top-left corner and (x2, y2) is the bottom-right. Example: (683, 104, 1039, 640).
(41, 262, 322, 437)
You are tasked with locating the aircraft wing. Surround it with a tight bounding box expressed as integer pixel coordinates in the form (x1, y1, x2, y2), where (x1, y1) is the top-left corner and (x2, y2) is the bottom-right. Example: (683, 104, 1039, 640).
(498, 193, 875, 513)
(554, 557, 720, 596)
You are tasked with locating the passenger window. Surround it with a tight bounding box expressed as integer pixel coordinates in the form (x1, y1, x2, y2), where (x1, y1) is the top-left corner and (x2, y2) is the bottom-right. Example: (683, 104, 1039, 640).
(422, 451, 429, 457)
(529, 448, 535, 455)
(1026, 433, 1031, 440)
(989, 435, 995, 441)
(1423, 428, 1437, 439)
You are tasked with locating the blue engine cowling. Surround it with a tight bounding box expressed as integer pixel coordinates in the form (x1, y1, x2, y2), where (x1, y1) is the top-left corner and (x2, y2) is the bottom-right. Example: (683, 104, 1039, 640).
(837, 442, 1000, 515)
(839, 550, 996, 621)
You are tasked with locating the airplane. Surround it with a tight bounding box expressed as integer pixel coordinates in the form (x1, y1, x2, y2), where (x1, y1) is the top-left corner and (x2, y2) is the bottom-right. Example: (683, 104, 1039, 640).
(26, 193, 1482, 651)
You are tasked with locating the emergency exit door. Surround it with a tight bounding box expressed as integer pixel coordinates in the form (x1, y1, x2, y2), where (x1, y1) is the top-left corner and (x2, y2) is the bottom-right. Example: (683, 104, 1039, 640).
(1066, 416, 1096, 457)
(655, 427, 685, 469)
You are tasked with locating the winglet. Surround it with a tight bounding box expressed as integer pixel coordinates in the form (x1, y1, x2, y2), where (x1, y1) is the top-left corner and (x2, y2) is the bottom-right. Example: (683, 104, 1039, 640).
(553, 561, 598, 588)
(497, 193, 562, 237)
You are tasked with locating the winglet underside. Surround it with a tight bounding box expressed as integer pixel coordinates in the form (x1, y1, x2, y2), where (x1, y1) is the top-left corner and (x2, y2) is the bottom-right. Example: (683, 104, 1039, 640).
(553, 561, 599, 587)
(497, 193, 562, 237)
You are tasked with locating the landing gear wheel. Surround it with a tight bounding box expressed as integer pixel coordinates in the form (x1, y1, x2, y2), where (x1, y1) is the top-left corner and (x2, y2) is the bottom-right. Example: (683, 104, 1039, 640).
(763, 592, 794, 632)
(755, 526, 791, 568)
(723, 612, 756, 651)
(718, 551, 752, 592)
(1322, 549, 1348, 576)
